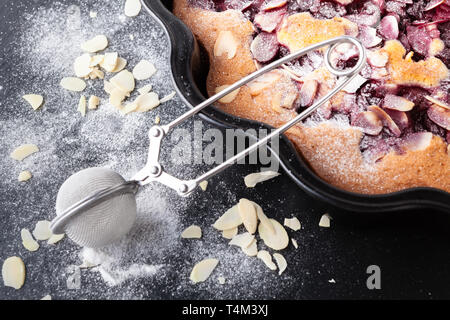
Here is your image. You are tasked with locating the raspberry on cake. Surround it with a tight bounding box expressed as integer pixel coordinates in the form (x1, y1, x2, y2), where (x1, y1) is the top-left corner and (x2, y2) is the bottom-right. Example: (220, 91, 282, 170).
(174, 0, 450, 194)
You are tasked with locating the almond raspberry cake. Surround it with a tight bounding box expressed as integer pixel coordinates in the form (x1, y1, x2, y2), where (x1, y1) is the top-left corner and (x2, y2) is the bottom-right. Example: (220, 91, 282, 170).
(173, 0, 450, 194)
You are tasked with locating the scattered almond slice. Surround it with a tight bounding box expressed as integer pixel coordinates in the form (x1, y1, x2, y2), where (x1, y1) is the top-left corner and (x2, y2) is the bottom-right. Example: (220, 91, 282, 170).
(319, 214, 331, 228)
(214, 31, 237, 59)
(110, 70, 135, 93)
(244, 170, 280, 188)
(78, 95, 87, 116)
(229, 232, 255, 249)
(154, 116, 161, 124)
(213, 205, 242, 231)
(273, 253, 287, 275)
(81, 35, 108, 53)
(89, 68, 104, 80)
(181, 225, 202, 239)
(199, 180, 208, 191)
(247, 70, 282, 96)
(132, 60, 157, 80)
(257, 250, 277, 271)
(47, 233, 65, 245)
(124, 0, 142, 17)
(109, 88, 127, 109)
(90, 55, 104, 67)
(254, 203, 275, 234)
(21, 229, 39, 252)
(284, 217, 301, 231)
(2, 257, 25, 289)
(23, 94, 44, 110)
(138, 84, 153, 95)
(242, 239, 258, 257)
(10, 144, 39, 161)
(74, 54, 93, 78)
(32, 220, 52, 241)
(291, 238, 298, 249)
(424, 95, 450, 110)
(160, 91, 176, 103)
(215, 85, 240, 104)
(111, 57, 127, 73)
(238, 198, 258, 234)
(18, 171, 32, 182)
(258, 218, 289, 250)
(121, 101, 139, 115)
(135, 92, 160, 112)
(103, 80, 115, 94)
(88, 96, 100, 110)
(60, 77, 86, 92)
(190, 258, 219, 283)
(222, 227, 238, 239)
(100, 52, 119, 72)
(218, 276, 226, 285)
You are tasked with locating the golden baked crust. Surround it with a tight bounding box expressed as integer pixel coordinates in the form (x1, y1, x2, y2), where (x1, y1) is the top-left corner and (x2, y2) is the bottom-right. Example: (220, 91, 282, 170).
(173, 0, 450, 194)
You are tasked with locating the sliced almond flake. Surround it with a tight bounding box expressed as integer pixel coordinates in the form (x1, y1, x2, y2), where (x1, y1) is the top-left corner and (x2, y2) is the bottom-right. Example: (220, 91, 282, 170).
(238, 198, 258, 234)
(258, 218, 289, 250)
(181, 225, 202, 239)
(190, 258, 219, 283)
(222, 227, 238, 239)
(291, 238, 298, 249)
(110, 70, 135, 93)
(213, 205, 242, 230)
(41, 295, 52, 300)
(78, 95, 87, 117)
(124, 0, 142, 17)
(273, 253, 287, 275)
(215, 85, 240, 104)
(10, 144, 39, 161)
(244, 170, 280, 188)
(21, 229, 39, 252)
(74, 54, 93, 78)
(218, 276, 226, 284)
(121, 101, 139, 115)
(257, 250, 277, 271)
(81, 35, 108, 53)
(18, 171, 32, 182)
(89, 68, 104, 80)
(154, 116, 161, 124)
(135, 92, 160, 112)
(424, 95, 450, 110)
(90, 55, 104, 67)
(2, 256, 25, 289)
(319, 214, 331, 228)
(160, 91, 176, 103)
(32, 220, 52, 241)
(47, 233, 65, 245)
(242, 239, 258, 256)
(23, 94, 44, 110)
(132, 60, 157, 80)
(284, 217, 301, 231)
(60, 77, 86, 92)
(103, 80, 115, 94)
(111, 57, 127, 73)
(100, 52, 119, 72)
(214, 31, 237, 59)
(88, 96, 100, 110)
(254, 203, 274, 234)
(229, 232, 255, 249)
(138, 84, 153, 95)
(110, 89, 127, 109)
(199, 180, 208, 191)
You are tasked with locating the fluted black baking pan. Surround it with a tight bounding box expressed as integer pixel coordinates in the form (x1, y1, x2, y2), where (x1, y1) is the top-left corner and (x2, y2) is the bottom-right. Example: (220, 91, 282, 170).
(143, 0, 450, 213)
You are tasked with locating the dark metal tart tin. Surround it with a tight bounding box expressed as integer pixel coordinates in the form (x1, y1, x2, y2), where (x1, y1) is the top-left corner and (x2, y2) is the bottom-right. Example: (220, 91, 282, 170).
(143, 0, 450, 213)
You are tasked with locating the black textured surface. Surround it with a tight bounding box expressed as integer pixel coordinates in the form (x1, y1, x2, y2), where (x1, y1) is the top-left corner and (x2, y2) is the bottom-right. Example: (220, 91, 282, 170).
(0, 0, 450, 300)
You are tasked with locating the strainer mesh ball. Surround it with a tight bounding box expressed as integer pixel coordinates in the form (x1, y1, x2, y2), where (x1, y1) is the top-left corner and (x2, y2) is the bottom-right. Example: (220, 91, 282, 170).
(55, 167, 137, 248)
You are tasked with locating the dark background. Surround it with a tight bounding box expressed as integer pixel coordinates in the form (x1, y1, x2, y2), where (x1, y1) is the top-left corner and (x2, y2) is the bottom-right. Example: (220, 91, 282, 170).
(1, 0, 449, 300)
